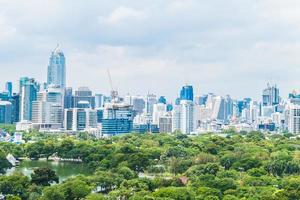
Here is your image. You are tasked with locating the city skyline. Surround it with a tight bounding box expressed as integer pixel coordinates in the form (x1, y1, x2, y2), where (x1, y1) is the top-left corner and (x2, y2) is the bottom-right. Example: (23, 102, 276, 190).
(1, 1, 300, 100)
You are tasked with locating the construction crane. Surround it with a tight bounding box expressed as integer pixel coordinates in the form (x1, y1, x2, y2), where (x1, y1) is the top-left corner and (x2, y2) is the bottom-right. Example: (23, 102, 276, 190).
(107, 69, 118, 102)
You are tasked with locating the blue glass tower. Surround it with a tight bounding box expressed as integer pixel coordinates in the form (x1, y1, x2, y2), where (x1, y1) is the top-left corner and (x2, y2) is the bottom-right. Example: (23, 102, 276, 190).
(47, 45, 66, 89)
(158, 96, 167, 104)
(5, 82, 12, 98)
(180, 85, 194, 101)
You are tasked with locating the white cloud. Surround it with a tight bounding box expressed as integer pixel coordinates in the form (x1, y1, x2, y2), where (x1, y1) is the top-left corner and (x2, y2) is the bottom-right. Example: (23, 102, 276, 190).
(1, 0, 300, 100)
(99, 6, 146, 25)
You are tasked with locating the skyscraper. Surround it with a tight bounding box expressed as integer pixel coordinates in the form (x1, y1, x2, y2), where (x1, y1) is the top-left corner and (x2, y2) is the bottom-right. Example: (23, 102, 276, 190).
(47, 45, 66, 89)
(180, 85, 194, 101)
(180, 100, 194, 134)
(19, 77, 39, 121)
(32, 86, 63, 129)
(64, 87, 73, 109)
(262, 84, 279, 106)
(5, 82, 12, 98)
(102, 102, 134, 135)
(0, 101, 12, 124)
(73, 87, 95, 108)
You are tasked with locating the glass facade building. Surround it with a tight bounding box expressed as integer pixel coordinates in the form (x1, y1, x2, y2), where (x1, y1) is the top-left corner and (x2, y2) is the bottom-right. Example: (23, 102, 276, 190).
(47, 45, 66, 89)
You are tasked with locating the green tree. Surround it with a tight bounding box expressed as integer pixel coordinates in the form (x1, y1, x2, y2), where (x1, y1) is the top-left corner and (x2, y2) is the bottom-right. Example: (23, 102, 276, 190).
(31, 167, 59, 186)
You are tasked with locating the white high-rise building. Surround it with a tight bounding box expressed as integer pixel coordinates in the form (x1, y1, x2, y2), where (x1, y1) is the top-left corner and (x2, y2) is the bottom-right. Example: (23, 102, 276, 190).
(152, 103, 167, 125)
(172, 105, 181, 132)
(159, 113, 172, 133)
(31, 86, 63, 130)
(64, 108, 97, 131)
(145, 94, 157, 116)
(47, 45, 66, 89)
(288, 104, 300, 134)
(180, 100, 194, 134)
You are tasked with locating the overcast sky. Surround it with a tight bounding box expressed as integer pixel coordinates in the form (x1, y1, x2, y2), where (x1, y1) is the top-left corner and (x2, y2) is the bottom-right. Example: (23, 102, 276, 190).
(1, 0, 300, 101)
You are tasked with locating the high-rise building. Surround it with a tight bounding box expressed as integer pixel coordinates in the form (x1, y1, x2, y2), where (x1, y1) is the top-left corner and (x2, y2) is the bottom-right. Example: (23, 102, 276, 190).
(73, 87, 95, 108)
(47, 45, 66, 89)
(64, 87, 73, 109)
(159, 113, 172, 133)
(32, 86, 63, 129)
(145, 94, 157, 115)
(95, 94, 105, 108)
(0, 101, 12, 124)
(10, 93, 20, 123)
(102, 102, 133, 135)
(5, 82, 12, 98)
(180, 85, 194, 101)
(158, 96, 167, 104)
(180, 100, 194, 134)
(64, 108, 97, 131)
(125, 95, 145, 115)
(152, 103, 167, 125)
(288, 104, 300, 134)
(172, 105, 181, 132)
(19, 77, 39, 121)
(262, 84, 279, 106)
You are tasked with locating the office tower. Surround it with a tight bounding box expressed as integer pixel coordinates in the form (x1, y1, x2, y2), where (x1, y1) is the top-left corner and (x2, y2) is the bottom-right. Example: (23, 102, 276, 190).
(158, 96, 167, 104)
(172, 105, 181, 132)
(64, 108, 97, 131)
(166, 104, 173, 112)
(0, 101, 12, 124)
(96, 108, 104, 123)
(159, 113, 172, 133)
(73, 87, 95, 108)
(225, 95, 233, 119)
(249, 101, 259, 123)
(262, 83, 279, 106)
(102, 102, 133, 135)
(47, 45, 66, 89)
(288, 104, 300, 134)
(10, 94, 20, 123)
(180, 100, 194, 134)
(19, 77, 39, 121)
(152, 103, 167, 125)
(64, 87, 73, 109)
(95, 94, 105, 108)
(31, 86, 63, 129)
(145, 93, 157, 115)
(180, 85, 194, 101)
(0, 92, 9, 101)
(211, 96, 226, 121)
(125, 95, 145, 115)
(5, 82, 12, 98)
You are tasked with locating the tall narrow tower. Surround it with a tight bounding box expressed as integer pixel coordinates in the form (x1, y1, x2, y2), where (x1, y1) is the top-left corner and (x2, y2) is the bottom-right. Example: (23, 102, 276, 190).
(47, 44, 66, 89)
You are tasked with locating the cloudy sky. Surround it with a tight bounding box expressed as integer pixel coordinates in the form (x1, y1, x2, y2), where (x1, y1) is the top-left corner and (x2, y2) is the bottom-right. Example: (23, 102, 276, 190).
(1, 0, 300, 101)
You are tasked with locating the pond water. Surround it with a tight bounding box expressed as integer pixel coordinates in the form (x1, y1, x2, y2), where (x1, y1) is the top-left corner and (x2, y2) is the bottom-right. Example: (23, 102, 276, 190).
(6, 160, 93, 182)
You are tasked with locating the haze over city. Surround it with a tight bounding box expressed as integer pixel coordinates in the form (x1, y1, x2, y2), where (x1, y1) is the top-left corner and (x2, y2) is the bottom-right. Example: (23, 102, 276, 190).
(1, 1, 300, 100)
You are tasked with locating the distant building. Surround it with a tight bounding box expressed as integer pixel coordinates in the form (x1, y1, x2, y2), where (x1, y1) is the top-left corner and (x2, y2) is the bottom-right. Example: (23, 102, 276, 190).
(145, 94, 157, 116)
(0, 101, 12, 124)
(159, 114, 172, 133)
(73, 87, 95, 109)
(5, 82, 12, 98)
(47, 45, 66, 89)
(262, 83, 279, 106)
(19, 77, 39, 121)
(288, 104, 300, 134)
(102, 102, 133, 135)
(180, 100, 194, 134)
(180, 85, 194, 101)
(31, 86, 63, 129)
(64, 87, 73, 109)
(64, 108, 97, 131)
